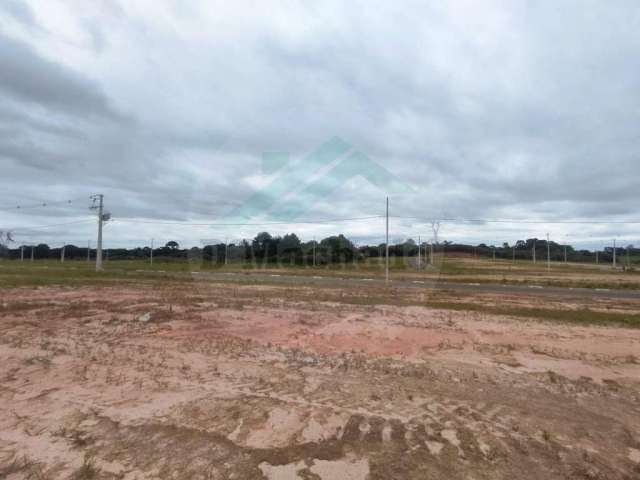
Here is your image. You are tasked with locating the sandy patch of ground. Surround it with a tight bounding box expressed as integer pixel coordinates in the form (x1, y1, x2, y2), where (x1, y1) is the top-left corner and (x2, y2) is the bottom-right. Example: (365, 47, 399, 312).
(1, 284, 640, 479)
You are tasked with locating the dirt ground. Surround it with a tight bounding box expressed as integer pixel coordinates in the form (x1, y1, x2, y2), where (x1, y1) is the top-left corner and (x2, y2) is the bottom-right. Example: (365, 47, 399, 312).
(1, 283, 640, 479)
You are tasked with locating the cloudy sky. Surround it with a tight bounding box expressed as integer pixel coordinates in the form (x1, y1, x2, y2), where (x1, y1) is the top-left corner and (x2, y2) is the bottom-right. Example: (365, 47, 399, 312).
(1, 0, 639, 249)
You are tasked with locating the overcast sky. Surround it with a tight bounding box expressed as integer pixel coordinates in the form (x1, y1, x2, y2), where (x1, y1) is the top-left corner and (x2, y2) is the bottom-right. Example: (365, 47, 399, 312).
(1, 0, 639, 249)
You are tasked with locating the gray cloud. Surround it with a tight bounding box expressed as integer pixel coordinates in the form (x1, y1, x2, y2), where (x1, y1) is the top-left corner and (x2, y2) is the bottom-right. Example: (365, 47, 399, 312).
(0, 0, 35, 27)
(1, 1, 640, 249)
(0, 34, 118, 118)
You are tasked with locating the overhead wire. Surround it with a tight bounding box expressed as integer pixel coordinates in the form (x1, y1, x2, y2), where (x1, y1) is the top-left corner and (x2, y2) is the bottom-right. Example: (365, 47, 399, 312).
(0, 196, 89, 212)
(112, 215, 385, 226)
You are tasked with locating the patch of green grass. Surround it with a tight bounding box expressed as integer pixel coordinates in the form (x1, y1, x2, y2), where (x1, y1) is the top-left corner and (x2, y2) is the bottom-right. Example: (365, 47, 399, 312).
(423, 300, 640, 328)
(2, 255, 640, 291)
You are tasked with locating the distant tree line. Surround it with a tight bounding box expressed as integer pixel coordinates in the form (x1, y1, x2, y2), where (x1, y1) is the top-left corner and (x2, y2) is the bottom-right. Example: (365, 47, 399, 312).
(3, 233, 638, 265)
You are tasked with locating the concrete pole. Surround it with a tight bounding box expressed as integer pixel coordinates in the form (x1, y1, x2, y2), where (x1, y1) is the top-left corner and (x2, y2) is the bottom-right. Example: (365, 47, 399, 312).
(20, 246, 24, 262)
(150, 238, 154, 266)
(417, 235, 421, 268)
(87, 240, 91, 263)
(95, 194, 104, 272)
(533, 239, 536, 264)
(385, 196, 389, 284)
(546, 233, 551, 272)
(30, 245, 34, 262)
(61, 243, 65, 263)
(613, 239, 617, 268)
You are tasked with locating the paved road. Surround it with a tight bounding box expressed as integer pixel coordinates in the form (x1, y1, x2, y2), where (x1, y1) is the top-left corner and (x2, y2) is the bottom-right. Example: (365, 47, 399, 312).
(180, 270, 640, 301)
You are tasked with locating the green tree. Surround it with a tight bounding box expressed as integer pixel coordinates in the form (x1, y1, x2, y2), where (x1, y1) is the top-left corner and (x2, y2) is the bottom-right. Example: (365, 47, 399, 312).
(279, 233, 302, 262)
(320, 234, 356, 263)
(35, 243, 50, 259)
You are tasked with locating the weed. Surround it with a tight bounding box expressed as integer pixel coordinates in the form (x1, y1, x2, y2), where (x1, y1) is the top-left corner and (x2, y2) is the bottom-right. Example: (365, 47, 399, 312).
(71, 453, 100, 479)
(24, 356, 52, 368)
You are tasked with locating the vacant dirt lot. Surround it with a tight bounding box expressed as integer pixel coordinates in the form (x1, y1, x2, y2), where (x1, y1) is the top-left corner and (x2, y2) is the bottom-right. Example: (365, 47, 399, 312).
(1, 282, 640, 479)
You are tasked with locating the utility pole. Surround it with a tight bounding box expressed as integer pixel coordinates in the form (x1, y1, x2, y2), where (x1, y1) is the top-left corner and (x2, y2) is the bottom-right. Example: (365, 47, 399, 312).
(533, 239, 536, 264)
(30, 245, 34, 262)
(613, 239, 617, 268)
(385, 196, 389, 284)
(150, 238, 154, 266)
(596, 250, 599, 265)
(512, 245, 516, 263)
(564, 245, 567, 264)
(546, 233, 551, 272)
(430, 242, 434, 266)
(90, 194, 104, 272)
(61, 243, 65, 263)
(418, 235, 421, 268)
(224, 238, 229, 266)
(20, 246, 24, 262)
(87, 240, 91, 263)
(313, 237, 316, 267)
(493, 246, 496, 261)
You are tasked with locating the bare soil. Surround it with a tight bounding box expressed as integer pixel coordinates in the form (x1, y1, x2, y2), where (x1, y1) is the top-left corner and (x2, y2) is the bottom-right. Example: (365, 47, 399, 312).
(1, 283, 640, 479)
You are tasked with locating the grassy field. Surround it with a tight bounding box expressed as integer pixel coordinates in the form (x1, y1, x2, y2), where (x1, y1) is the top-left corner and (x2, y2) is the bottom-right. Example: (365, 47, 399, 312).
(2, 256, 640, 328)
(1, 254, 639, 290)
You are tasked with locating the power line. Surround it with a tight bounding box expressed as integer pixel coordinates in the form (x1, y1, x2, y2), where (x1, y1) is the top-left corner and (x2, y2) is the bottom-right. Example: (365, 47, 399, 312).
(0, 196, 87, 212)
(11, 219, 95, 235)
(391, 216, 640, 225)
(112, 215, 384, 227)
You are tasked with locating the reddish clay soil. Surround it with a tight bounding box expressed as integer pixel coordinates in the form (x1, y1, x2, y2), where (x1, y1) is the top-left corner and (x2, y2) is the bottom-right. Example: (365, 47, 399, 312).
(1, 284, 640, 479)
